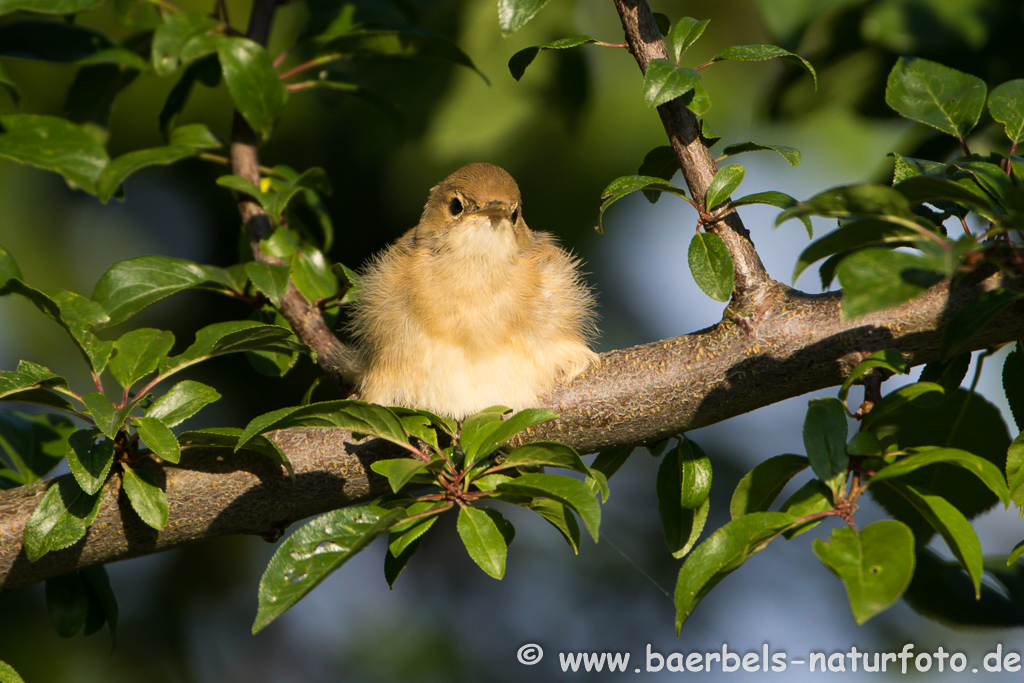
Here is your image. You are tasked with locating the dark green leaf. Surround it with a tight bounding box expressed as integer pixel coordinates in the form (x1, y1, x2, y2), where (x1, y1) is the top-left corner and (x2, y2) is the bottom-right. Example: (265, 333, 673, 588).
(507, 36, 597, 81)
(176, 427, 292, 476)
(236, 400, 409, 452)
(253, 506, 405, 632)
(709, 44, 816, 89)
(463, 408, 558, 469)
(496, 441, 589, 476)
(893, 174, 995, 213)
(671, 17, 709, 62)
(497, 0, 550, 36)
(0, 63, 19, 105)
(918, 353, 971, 402)
(989, 80, 1024, 143)
(109, 328, 175, 390)
(151, 11, 221, 75)
(861, 382, 944, 430)
(905, 550, 1024, 628)
(838, 349, 907, 403)
(45, 571, 89, 637)
(23, 478, 102, 561)
(776, 184, 915, 227)
(705, 164, 744, 210)
(0, 114, 108, 193)
(837, 248, 943, 319)
(496, 472, 600, 542)
(387, 501, 446, 554)
(1008, 434, 1024, 511)
(369, 458, 428, 493)
(657, 439, 712, 558)
(588, 445, 634, 482)
(803, 397, 849, 497)
(65, 429, 113, 495)
(217, 37, 287, 137)
(598, 174, 689, 231)
(687, 232, 734, 302)
(885, 57, 986, 138)
(145, 380, 220, 428)
(881, 481, 983, 597)
(730, 453, 809, 518)
(457, 506, 509, 579)
(121, 463, 168, 529)
(525, 499, 580, 554)
(643, 59, 703, 110)
(942, 289, 1023, 361)
(1004, 343, 1024, 431)
(0, 0, 102, 13)
(674, 512, 798, 632)
(779, 480, 832, 539)
(793, 219, 920, 283)
(244, 261, 290, 307)
(162, 321, 306, 377)
(636, 146, 677, 202)
(318, 29, 486, 83)
(81, 565, 117, 641)
(813, 520, 915, 624)
(0, 20, 148, 70)
(82, 392, 138, 440)
(719, 142, 800, 167)
(0, 410, 75, 484)
(133, 416, 181, 464)
(159, 55, 222, 137)
(868, 446, 1010, 505)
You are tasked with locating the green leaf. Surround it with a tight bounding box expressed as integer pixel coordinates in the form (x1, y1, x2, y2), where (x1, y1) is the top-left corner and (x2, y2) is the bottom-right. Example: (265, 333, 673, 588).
(1010, 540, 1024, 565)
(709, 44, 816, 89)
(893, 174, 995, 213)
(369, 458, 428, 493)
(687, 232, 734, 302)
(989, 80, 1024, 143)
(45, 571, 89, 637)
(657, 438, 712, 558)
(0, 0, 102, 12)
(0, 659, 25, 682)
(861, 382, 945, 430)
(145, 380, 220, 428)
(0, 114, 108, 193)
(80, 564, 117, 640)
(793, 219, 920, 283)
(96, 126, 220, 202)
(216, 37, 287, 137)
(457, 506, 511, 579)
(0, 64, 21, 106)
(704, 164, 744, 210)
(0, 410, 75, 484)
(730, 454, 809, 518)
(93, 256, 240, 326)
(905, 549, 1024, 628)
(497, 0, 550, 36)
(636, 145, 678, 202)
(941, 289, 1023, 361)
(495, 441, 590, 476)
(776, 184, 915, 227)
(779, 480, 832, 539)
(462, 407, 558, 469)
(317, 29, 486, 83)
(162, 321, 306, 377)
(176, 427, 293, 476)
(837, 248, 943, 319)
(671, 17, 709, 62)
(244, 261, 290, 308)
(133, 416, 181, 464)
(588, 445, 634, 484)
(496, 472, 600, 542)
(719, 142, 801, 167)
(507, 36, 597, 81)
(152, 11, 221, 75)
(236, 400, 409, 452)
(813, 520, 915, 624)
(1005, 344, 1024, 431)
(674, 512, 798, 632)
(642, 59, 707, 112)
(838, 349, 907, 404)
(868, 446, 1010, 505)
(803, 397, 849, 497)
(253, 506, 405, 632)
(109, 328, 175, 390)
(120, 463, 168, 530)
(885, 57, 986, 138)
(881, 481, 983, 597)
(159, 55, 222, 137)
(598, 174, 689, 231)
(23, 478, 102, 561)
(82, 392, 138, 440)
(524, 499, 580, 554)
(65, 430, 113, 495)
(0, 20, 148, 70)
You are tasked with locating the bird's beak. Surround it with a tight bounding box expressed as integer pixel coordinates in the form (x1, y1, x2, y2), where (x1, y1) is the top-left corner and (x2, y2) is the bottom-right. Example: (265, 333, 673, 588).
(469, 200, 512, 222)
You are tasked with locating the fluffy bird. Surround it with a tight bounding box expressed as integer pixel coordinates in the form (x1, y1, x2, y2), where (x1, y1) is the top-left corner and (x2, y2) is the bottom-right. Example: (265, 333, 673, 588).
(350, 162, 598, 419)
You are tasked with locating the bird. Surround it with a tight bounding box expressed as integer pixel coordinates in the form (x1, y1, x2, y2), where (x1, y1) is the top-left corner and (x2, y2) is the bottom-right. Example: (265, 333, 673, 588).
(349, 162, 598, 419)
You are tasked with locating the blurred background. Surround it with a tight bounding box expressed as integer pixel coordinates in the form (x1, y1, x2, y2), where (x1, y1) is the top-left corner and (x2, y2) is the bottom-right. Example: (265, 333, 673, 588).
(2, 0, 1024, 679)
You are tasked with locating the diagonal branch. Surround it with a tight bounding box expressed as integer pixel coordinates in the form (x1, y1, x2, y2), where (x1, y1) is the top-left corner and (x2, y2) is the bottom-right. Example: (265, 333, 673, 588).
(614, 0, 770, 301)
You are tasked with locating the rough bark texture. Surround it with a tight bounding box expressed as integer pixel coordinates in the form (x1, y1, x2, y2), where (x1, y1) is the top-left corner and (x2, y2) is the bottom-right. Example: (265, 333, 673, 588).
(1, 0, 1022, 592)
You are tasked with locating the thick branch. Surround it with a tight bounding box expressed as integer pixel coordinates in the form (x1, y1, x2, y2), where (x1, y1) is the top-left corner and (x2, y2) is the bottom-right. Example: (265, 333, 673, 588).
(3, 270, 1022, 591)
(614, 0, 769, 299)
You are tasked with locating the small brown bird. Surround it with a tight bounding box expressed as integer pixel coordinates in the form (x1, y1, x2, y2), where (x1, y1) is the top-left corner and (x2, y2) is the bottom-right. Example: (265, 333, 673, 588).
(350, 163, 598, 419)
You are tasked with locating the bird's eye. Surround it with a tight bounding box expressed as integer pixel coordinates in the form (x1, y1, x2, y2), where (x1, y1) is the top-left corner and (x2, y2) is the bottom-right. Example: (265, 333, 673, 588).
(448, 197, 463, 215)
(511, 207, 520, 223)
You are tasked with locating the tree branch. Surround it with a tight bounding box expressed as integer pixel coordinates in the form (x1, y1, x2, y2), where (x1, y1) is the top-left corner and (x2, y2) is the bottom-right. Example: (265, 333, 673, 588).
(3, 269, 1022, 591)
(614, 0, 769, 300)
